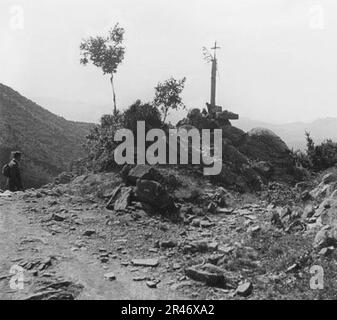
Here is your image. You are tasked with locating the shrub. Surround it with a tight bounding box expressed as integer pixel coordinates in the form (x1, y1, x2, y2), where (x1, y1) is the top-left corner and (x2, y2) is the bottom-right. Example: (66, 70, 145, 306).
(123, 100, 162, 135)
(312, 139, 337, 170)
(83, 100, 163, 172)
(85, 110, 124, 172)
(293, 132, 337, 172)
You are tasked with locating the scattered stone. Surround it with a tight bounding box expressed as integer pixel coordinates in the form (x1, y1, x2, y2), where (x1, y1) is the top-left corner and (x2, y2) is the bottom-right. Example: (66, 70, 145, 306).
(217, 208, 235, 215)
(131, 258, 159, 267)
(207, 202, 217, 214)
(207, 242, 218, 251)
(47, 198, 57, 205)
(200, 220, 215, 228)
(189, 240, 209, 253)
(285, 220, 306, 233)
(146, 281, 158, 289)
(218, 245, 235, 254)
(133, 276, 148, 282)
(313, 226, 337, 250)
(185, 264, 228, 288)
(24, 280, 83, 300)
(310, 174, 337, 199)
(301, 190, 312, 201)
(161, 240, 177, 249)
(191, 219, 201, 227)
(83, 230, 96, 237)
(104, 272, 116, 281)
(51, 213, 66, 222)
(0, 190, 13, 197)
(303, 204, 315, 219)
(248, 225, 261, 234)
(278, 207, 292, 220)
(236, 282, 253, 297)
(286, 263, 299, 273)
(319, 246, 335, 256)
(208, 254, 224, 265)
(106, 186, 133, 211)
(172, 263, 181, 270)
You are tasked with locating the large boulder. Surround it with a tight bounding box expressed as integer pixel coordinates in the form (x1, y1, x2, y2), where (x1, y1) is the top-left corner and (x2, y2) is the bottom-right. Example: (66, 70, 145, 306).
(106, 186, 133, 211)
(222, 142, 249, 166)
(221, 126, 246, 147)
(173, 110, 301, 188)
(135, 179, 175, 211)
(238, 128, 296, 183)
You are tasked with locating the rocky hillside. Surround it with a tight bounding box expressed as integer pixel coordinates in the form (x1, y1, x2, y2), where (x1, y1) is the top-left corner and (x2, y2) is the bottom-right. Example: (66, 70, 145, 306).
(1, 164, 337, 300)
(0, 83, 94, 189)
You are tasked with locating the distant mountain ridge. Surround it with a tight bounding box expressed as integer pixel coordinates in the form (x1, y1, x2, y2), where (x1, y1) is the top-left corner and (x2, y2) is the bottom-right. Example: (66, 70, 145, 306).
(33, 97, 112, 123)
(0, 83, 94, 189)
(236, 117, 337, 151)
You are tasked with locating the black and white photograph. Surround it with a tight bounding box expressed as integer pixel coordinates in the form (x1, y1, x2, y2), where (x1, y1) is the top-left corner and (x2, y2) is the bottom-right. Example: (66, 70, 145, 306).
(0, 0, 336, 306)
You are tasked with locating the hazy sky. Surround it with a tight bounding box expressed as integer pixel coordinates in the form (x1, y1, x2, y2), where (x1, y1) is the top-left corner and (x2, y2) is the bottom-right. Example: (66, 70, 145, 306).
(0, 0, 337, 123)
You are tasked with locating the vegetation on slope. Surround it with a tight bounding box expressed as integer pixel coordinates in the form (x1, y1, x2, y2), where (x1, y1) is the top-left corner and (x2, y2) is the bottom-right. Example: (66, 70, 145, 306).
(0, 83, 94, 189)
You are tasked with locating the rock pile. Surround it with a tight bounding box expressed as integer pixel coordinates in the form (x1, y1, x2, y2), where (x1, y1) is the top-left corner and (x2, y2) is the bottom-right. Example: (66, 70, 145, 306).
(177, 110, 303, 191)
(106, 165, 176, 216)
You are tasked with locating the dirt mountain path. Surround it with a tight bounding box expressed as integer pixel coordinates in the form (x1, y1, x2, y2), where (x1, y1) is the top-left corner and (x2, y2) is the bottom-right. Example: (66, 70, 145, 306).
(0, 197, 184, 300)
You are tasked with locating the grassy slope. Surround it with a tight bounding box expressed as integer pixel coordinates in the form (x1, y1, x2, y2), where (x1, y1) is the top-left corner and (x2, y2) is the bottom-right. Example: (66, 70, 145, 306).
(0, 83, 94, 189)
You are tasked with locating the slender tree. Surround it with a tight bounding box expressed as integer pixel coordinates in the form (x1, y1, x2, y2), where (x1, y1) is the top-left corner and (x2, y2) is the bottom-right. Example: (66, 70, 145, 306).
(80, 23, 125, 114)
(153, 77, 186, 123)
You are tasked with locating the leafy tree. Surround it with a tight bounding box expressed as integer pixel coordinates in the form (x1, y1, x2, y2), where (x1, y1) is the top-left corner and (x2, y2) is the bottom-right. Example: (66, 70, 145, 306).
(153, 77, 186, 123)
(80, 23, 125, 114)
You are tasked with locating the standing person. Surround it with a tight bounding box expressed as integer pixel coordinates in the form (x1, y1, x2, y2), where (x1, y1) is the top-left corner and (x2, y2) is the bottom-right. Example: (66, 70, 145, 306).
(7, 151, 23, 192)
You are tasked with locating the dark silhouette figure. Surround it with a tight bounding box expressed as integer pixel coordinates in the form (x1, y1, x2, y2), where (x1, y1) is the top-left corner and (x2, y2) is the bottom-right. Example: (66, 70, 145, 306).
(7, 152, 23, 192)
